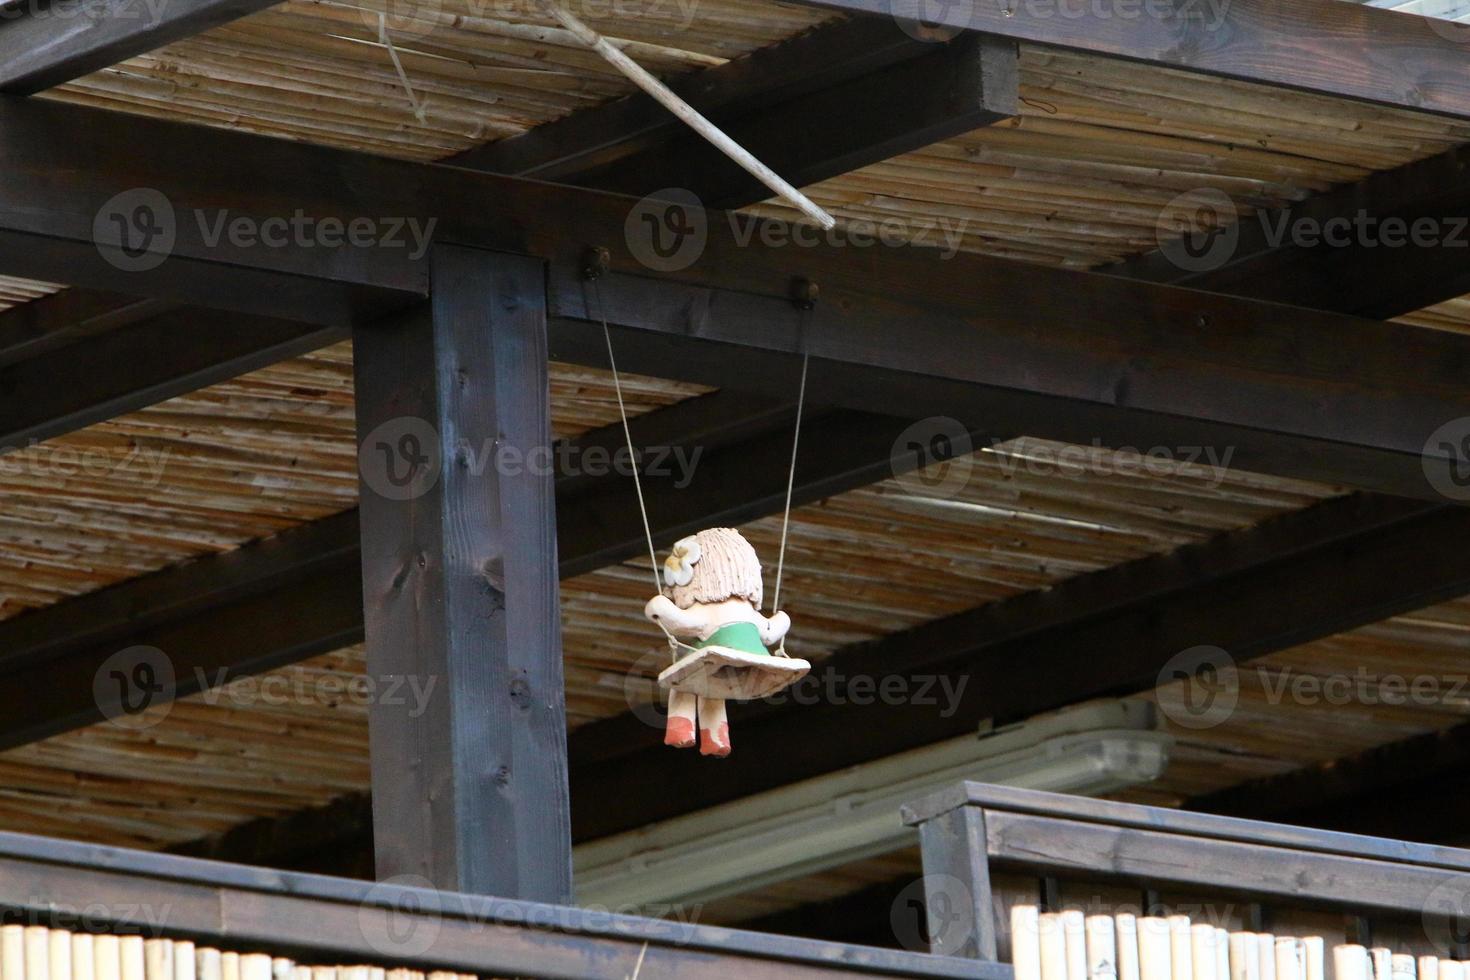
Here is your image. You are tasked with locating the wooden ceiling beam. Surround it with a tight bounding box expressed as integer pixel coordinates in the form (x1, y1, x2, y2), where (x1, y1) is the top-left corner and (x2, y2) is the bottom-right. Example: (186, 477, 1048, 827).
(462, 24, 1017, 209)
(0, 299, 339, 451)
(6, 97, 1470, 495)
(790, 0, 1470, 121)
(1112, 143, 1470, 320)
(0, 0, 280, 94)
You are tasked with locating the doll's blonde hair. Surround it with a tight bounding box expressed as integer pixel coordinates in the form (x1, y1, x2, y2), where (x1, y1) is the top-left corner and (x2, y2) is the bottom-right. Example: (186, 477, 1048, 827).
(663, 527, 763, 610)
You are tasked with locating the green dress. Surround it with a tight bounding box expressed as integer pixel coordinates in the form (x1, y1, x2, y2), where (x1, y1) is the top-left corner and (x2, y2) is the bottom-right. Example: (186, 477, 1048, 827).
(694, 621, 770, 657)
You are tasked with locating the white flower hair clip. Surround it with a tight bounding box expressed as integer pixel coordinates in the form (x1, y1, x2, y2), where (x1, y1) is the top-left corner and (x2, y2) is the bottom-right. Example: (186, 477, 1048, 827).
(662, 535, 701, 587)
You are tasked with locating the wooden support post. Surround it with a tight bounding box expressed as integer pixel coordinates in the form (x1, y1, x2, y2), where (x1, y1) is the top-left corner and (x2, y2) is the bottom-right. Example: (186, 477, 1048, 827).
(353, 245, 572, 901)
(917, 805, 997, 961)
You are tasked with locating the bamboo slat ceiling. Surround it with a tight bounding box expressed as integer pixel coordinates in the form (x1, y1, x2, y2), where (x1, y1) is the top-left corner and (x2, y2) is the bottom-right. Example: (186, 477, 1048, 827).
(34, 0, 1470, 271)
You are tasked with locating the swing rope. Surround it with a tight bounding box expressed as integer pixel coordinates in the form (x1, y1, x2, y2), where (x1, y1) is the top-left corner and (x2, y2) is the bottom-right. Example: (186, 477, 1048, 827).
(592, 279, 806, 663)
(594, 280, 663, 600)
(768, 351, 808, 658)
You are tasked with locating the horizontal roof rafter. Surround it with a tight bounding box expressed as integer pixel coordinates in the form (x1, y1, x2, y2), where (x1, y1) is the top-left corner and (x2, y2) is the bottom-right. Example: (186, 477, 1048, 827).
(0, 0, 281, 94)
(2, 95, 1469, 496)
(792, 0, 1470, 120)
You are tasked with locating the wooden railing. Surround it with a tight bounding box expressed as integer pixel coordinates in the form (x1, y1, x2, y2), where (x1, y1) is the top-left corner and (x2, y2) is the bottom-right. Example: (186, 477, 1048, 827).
(901, 783, 1470, 964)
(0, 828, 1011, 980)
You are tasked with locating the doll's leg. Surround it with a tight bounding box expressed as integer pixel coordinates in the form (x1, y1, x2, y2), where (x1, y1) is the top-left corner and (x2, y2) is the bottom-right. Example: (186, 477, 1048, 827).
(698, 696, 731, 757)
(664, 690, 698, 748)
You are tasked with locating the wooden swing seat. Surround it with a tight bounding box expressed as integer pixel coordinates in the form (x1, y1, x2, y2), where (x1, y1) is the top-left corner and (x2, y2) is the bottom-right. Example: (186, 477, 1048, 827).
(658, 646, 811, 700)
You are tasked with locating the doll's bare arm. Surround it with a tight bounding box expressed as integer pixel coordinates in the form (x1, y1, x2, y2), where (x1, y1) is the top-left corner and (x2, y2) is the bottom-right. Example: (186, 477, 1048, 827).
(644, 595, 708, 635)
(759, 610, 791, 646)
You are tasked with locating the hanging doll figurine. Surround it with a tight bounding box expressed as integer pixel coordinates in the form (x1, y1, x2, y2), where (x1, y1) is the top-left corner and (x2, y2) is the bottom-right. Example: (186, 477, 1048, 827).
(644, 527, 809, 758)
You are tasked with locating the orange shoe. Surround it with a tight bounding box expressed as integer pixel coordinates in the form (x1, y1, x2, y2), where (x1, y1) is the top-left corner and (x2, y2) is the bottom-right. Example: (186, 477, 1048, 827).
(664, 714, 696, 748)
(699, 723, 731, 757)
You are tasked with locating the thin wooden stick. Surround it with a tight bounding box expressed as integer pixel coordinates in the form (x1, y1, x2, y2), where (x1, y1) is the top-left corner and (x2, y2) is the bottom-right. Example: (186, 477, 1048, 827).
(531, 0, 836, 230)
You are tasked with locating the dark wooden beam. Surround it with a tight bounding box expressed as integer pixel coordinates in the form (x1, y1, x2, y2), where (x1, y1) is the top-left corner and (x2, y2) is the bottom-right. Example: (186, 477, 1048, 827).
(353, 245, 571, 898)
(0, 301, 339, 451)
(790, 0, 1470, 120)
(452, 18, 942, 181)
(471, 29, 1017, 210)
(0, 827, 1009, 980)
(4, 96, 1470, 496)
(0, 0, 280, 94)
(1111, 143, 1470, 320)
